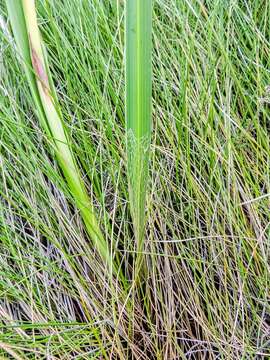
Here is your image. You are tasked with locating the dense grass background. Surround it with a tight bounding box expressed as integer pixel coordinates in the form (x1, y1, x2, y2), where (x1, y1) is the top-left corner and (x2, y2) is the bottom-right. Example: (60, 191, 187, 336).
(0, 0, 270, 358)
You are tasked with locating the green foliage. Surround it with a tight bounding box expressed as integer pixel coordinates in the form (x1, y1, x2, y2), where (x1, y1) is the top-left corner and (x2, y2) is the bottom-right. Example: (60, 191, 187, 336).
(5, 0, 115, 274)
(126, 0, 152, 251)
(0, 0, 269, 358)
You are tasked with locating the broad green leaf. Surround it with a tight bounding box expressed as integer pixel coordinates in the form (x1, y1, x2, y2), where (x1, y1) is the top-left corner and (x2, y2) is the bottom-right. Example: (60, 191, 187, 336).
(126, 0, 152, 251)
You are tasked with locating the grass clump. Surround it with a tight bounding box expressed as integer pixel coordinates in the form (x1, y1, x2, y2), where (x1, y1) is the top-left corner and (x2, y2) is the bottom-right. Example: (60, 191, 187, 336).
(0, 0, 269, 359)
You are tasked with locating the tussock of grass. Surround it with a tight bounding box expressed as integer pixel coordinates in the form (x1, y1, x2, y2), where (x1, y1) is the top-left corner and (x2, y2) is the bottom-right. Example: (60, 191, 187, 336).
(0, 0, 269, 359)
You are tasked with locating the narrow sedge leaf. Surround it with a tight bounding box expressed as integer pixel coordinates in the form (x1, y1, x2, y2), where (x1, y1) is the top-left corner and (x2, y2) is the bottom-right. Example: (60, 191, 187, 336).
(6, 0, 115, 274)
(126, 0, 152, 248)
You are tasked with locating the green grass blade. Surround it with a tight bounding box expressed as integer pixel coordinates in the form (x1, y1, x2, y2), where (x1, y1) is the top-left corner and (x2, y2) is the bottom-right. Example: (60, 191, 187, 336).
(6, 0, 115, 274)
(126, 1, 152, 250)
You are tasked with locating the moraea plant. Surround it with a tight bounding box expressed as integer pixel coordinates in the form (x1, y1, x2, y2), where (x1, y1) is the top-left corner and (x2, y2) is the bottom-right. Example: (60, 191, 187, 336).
(125, 0, 152, 258)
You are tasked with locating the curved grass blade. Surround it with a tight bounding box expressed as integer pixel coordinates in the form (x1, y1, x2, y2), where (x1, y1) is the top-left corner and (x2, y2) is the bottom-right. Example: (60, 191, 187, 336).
(5, 0, 115, 274)
(125, 1, 152, 254)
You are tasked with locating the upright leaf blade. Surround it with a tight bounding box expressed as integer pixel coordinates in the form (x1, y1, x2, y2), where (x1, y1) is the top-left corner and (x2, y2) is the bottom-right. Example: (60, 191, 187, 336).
(126, 0, 152, 250)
